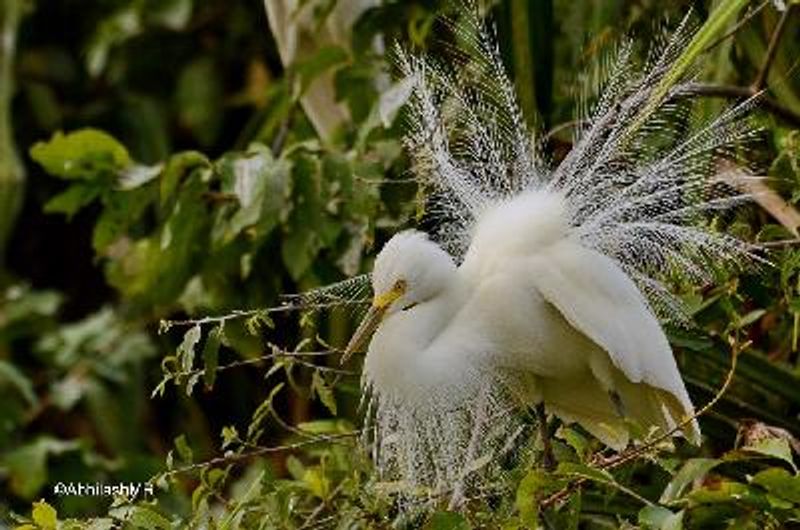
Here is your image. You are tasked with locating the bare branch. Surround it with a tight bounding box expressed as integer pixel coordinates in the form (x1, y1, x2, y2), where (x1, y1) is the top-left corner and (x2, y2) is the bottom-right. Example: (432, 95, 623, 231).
(752, 4, 796, 91)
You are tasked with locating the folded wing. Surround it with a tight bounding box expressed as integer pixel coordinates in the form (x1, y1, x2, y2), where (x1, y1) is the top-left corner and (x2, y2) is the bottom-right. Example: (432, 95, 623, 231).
(527, 240, 701, 444)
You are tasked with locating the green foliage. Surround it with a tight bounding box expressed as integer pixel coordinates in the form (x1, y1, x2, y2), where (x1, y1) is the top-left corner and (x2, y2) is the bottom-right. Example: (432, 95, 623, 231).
(3, 0, 800, 529)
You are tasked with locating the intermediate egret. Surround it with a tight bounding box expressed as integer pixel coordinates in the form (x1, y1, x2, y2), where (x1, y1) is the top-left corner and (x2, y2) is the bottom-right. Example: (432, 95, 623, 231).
(336, 11, 759, 502)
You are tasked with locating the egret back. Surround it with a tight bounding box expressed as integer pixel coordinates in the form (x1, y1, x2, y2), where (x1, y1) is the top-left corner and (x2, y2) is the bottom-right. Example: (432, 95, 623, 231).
(461, 191, 701, 444)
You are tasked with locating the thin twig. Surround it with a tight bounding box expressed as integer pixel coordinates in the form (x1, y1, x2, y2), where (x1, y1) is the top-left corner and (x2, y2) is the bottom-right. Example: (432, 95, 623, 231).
(297, 483, 345, 530)
(170, 347, 343, 381)
(701, 0, 770, 54)
(761, 238, 800, 248)
(153, 431, 358, 479)
(545, 81, 800, 140)
(680, 83, 800, 127)
(160, 300, 368, 330)
(752, 4, 796, 91)
(542, 119, 584, 141)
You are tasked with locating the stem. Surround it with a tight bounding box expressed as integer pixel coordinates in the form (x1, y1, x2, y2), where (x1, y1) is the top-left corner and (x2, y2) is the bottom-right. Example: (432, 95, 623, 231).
(628, 0, 751, 137)
(0, 0, 25, 264)
(510, 0, 536, 125)
(752, 4, 795, 91)
(683, 83, 800, 127)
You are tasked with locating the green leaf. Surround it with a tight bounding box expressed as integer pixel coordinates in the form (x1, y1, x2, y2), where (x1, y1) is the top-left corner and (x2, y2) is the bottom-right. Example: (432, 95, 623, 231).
(126, 506, 171, 530)
(285, 455, 305, 480)
(281, 154, 325, 280)
(751, 467, 800, 504)
(745, 438, 797, 472)
(178, 324, 202, 375)
(174, 434, 193, 464)
(302, 467, 331, 499)
(218, 146, 290, 244)
(147, 0, 193, 30)
(108, 172, 210, 303)
(425, 511, 471, 530)
(3, 437, 80, 499)
(31, 500, 57, 530)
(85, 7, 142, 77)
(176, 57, 223, 146)
(312, 371, 337, 416)
(221, 425, 239, 449)
(43, 183, 101, 217)
(119, 163, 163, 189)
(202, 325, 222, 390)
(639, 506, 684, 530)
(160, 150, 208, 206)
(30, 129, 131, 180)
(515, 469, 564, 525)
(294, 46, 349, 94)
(557, 462, 615, 484)
(556, 426, 590, 461)
(688, 481, 767, 507)
(0, 359, 37, 406)
(660, 458, 721, 504)
(735, 309, 767, 329)
(297, 419, 354, 434)
(281, 224, 317, 281)
(92, 186, 154, 252)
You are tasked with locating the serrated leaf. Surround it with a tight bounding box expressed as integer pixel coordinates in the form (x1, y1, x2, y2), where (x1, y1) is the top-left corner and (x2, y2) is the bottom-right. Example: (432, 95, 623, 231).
(178, 325, 202, 375)
(745, 438, 797, 471)
(312, 371, 337, 416)
(30, 129, 131, 180)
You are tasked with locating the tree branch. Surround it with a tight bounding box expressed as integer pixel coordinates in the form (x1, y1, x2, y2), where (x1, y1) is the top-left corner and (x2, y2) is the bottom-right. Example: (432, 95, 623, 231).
(752, 4, 796, 91)
(681, 83, 800, 127)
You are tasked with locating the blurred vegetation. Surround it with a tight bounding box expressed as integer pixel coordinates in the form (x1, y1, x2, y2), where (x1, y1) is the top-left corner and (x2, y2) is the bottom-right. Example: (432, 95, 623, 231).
(1, 0, 800, 528)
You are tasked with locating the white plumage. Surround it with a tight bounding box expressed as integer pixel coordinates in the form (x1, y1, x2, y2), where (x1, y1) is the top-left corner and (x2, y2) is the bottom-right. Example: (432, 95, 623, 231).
(362, 189, 700, 452)
(335, 9, 759, 502)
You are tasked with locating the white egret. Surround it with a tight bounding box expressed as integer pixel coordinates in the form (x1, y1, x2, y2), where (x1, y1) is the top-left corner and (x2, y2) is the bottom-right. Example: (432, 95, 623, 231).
(334, 10, 759, 503)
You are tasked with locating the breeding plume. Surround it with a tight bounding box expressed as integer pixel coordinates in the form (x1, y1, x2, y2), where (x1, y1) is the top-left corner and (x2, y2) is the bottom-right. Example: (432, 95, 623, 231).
(338, 11, 758, 503)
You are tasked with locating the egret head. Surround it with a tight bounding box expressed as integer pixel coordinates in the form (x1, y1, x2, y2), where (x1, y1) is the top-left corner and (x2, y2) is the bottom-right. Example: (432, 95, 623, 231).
(342, 230, 456, 363)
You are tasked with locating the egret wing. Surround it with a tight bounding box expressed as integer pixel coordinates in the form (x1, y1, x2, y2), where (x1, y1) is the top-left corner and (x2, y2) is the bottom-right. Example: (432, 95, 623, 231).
(526, 240, 700, 442)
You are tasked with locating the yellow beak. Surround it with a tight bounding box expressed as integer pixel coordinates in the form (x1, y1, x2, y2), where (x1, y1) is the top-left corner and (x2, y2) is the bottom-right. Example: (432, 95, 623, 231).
(341, 282, 406, 364)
